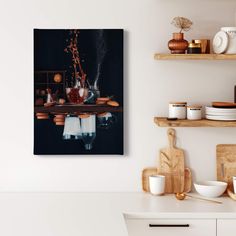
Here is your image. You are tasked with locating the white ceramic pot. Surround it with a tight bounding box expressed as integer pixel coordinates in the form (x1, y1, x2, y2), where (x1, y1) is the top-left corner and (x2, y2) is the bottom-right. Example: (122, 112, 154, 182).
(149, 175, 165, 195)
(187, 106, 202, 120)
(169, 102, 187, 119)
(221, 27, 236, 54)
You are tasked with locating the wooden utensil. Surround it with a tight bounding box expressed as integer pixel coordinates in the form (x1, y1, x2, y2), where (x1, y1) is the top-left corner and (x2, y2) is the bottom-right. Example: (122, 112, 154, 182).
(212, 102, 236, 108)
(217, 144, 236, 187)
(175, 193, 222, 204)
(159, 128, 185, 193)
(142, 167, 192, 193)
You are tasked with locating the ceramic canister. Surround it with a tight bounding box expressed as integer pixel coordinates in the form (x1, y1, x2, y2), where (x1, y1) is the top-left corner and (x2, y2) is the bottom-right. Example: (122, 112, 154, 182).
(149, 175, 165, 195)
(187, 106, 202, 120)
(221, 27, 236, 54)
(169, 102, 187, 119)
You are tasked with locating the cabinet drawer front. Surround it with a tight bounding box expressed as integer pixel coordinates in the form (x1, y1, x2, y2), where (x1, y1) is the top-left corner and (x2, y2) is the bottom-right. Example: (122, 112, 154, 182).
(218, 219, 236, 236)
(125, 219, 216, 236)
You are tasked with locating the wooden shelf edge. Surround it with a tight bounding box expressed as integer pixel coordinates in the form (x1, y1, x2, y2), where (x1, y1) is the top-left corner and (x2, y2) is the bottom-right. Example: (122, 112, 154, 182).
(34, 105, 123, 113)
(154, 53, 236, 60)
(154, 117, 236, 127)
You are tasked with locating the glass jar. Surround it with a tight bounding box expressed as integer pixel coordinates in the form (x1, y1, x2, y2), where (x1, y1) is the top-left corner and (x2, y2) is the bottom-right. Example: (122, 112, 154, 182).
(81, 114, 96, 150)
(187, 43, 201, 54)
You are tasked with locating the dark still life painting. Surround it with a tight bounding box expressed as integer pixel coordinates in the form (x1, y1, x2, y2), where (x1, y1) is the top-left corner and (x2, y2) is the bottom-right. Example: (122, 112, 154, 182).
(34, 29, 123, 155)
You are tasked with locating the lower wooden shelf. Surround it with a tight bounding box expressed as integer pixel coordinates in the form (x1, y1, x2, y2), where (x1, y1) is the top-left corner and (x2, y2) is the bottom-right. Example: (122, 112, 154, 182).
(154, 117, 236, 127)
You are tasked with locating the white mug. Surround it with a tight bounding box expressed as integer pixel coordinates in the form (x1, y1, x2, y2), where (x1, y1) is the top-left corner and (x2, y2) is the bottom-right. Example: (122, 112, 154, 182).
(233, 176, 236, 194)
(149, 175, 165, 195)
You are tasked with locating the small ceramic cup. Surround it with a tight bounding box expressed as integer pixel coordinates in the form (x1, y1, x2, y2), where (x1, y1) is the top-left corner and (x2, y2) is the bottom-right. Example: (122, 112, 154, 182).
(233, 176, 236, 193)
(149, 175, 165, 195)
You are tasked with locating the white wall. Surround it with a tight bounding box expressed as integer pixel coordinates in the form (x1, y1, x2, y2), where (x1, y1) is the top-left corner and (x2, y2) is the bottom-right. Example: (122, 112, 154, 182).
(0, 0, 236, 192)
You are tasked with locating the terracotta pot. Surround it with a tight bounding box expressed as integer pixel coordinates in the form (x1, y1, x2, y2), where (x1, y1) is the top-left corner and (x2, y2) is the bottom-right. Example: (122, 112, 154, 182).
(168, 33, 188, 54)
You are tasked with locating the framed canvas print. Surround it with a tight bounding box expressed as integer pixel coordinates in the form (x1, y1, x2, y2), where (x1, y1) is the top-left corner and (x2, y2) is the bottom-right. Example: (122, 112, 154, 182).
(34, 29, 123, 155)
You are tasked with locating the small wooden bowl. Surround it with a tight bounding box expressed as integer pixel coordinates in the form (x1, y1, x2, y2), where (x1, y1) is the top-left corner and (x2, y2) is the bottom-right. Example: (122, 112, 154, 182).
(79, 114, 90, 119)
(97, 97, 110, 102)
(36, 113, 48, 116)
(96, 101, 107, 105)
(107, 100, 119, 107)
(37, 116, 49, 120)
(55, 114, 66, 119)
(53, 118, 65, 123)
(55, 122, 65, 126)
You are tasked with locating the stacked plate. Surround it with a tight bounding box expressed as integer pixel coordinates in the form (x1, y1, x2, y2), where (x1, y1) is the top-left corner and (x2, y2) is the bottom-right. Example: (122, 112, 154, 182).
(205, 106, 236, 121)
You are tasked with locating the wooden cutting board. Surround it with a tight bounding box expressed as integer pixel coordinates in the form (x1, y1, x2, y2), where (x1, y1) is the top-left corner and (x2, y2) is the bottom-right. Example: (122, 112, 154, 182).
(142, 167, 192, 193)
(217, 144, 236, 188)
(159, 128, 185, 193)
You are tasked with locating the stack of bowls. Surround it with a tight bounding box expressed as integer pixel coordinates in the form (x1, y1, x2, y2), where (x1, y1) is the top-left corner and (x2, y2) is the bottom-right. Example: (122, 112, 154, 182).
(53, 114, 66, 126)
(36, 113, 49, 120)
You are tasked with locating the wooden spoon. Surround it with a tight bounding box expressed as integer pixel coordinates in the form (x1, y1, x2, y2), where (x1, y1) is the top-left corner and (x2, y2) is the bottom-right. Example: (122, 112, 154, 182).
(175, 193, 222, 204)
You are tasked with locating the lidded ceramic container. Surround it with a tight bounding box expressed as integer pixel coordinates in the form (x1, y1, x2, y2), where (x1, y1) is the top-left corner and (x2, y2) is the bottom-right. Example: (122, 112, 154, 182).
(213, 27, 236, 54)
(187, 105, 202, 120)
(221, 27, 236, 54)
(169, 102, 187, 119)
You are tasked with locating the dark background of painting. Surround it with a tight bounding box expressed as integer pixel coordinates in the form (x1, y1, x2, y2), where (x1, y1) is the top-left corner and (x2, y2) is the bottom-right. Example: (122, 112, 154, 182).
(34, 29, 123, 155)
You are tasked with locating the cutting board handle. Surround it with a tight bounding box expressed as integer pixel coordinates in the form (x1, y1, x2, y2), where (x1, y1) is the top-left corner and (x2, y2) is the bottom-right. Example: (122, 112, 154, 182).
(167, 128, 176, 148)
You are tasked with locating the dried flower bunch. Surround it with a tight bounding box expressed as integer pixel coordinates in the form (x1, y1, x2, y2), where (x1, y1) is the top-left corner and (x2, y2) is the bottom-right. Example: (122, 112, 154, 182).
(64, 30, 87, 87)
(171, 17, 193, 33)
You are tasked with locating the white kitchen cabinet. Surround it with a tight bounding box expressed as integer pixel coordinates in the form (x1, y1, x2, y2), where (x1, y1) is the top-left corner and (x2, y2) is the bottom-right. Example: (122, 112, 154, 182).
(125, 219, 216, 236)
(217, 219, 236, 236)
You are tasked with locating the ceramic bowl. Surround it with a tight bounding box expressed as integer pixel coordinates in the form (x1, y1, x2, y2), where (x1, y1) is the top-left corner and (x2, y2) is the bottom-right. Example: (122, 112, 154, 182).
(194, 181, 227, 198)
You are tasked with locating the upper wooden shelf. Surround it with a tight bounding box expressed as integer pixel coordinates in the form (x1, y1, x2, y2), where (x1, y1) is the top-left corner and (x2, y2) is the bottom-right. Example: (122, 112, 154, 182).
(154, 53, 236, 60)
(34, 104, 123, 113)
(154, 117, 236, 127)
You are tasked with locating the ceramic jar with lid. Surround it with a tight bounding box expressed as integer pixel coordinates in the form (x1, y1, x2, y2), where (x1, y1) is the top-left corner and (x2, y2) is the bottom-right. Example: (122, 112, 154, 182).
(187, 43, 201, 54)
(221, 27, 236, 54)
(213, 27, 236, 54)
(169, 102, 187, 119)
(187, 106, 202, 120)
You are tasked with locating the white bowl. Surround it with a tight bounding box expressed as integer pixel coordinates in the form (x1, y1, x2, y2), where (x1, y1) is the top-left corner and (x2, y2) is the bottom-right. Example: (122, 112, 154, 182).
(194, 181, 227, 198)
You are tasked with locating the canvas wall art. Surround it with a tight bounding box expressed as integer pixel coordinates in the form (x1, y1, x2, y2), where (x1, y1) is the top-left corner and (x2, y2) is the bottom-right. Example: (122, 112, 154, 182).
(34, 29, 123, 155)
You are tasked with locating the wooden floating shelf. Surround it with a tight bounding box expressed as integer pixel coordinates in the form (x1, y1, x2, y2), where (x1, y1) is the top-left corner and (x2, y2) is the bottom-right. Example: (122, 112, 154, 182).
(154, 53, 236, 60)
(34, 105, 123, 113)
(154, 117, 236, 127)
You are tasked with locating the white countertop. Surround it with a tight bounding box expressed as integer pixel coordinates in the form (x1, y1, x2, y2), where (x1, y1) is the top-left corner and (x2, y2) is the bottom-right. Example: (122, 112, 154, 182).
(0, 192, 235, 236)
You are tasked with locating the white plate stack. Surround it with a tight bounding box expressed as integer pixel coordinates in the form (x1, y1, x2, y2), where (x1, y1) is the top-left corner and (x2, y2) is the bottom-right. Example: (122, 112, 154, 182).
(205, 107, 236, 121)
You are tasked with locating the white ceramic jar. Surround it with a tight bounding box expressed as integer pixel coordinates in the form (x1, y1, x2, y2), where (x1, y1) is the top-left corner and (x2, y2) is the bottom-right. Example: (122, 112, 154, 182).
(187, 106, 202, 120)
(221, 27, 236, 54)
(149, 175, 165, 195)
(169, 102, 187, 119)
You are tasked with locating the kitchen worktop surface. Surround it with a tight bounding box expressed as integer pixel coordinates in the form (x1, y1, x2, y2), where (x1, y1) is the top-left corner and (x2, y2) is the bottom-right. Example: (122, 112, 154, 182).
(0, 192, 236, 236)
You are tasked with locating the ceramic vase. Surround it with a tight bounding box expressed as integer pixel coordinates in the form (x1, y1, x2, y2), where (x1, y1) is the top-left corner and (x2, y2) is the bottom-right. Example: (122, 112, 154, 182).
(168, 33, 188, 54)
